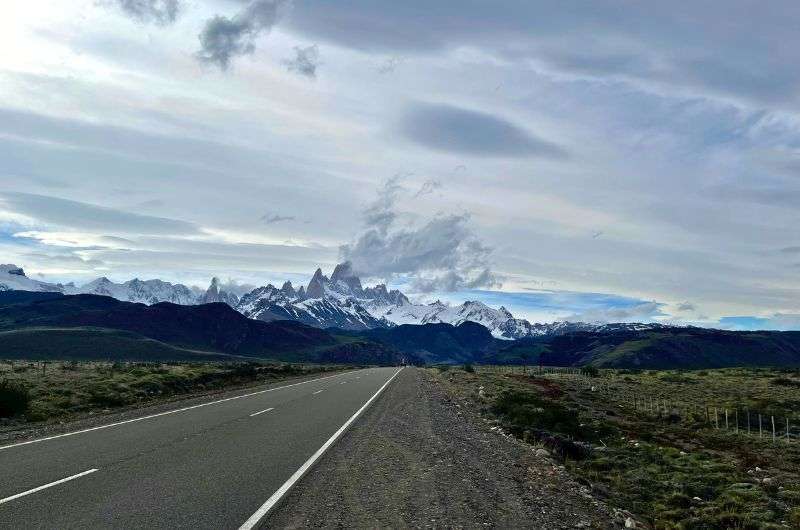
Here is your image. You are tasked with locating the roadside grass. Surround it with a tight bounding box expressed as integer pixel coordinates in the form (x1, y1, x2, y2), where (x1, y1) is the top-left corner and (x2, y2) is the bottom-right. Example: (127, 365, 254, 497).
(431, 366, 800, 529)
(0, 360, 341, 425)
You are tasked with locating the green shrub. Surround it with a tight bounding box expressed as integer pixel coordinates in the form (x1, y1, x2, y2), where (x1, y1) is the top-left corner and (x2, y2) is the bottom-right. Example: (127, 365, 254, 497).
(0, 379, 31, 417)
(771, 377, 800, 387)
(463, 363, 475, 373)
(580, 365, 599, 377)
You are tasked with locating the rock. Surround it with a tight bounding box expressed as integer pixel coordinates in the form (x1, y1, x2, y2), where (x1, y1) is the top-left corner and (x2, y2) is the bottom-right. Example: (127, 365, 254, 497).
(535, 448, 550, 458)
(625, 517, 637, 528)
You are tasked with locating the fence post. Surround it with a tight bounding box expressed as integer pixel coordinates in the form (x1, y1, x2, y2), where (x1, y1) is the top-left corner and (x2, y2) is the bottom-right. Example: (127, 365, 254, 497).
(772, 416, 776, 443)
(787, 418, 790, 443)
(759, 414, 763, 438)
(715, 407, 719, 429)
(747, 409, 751, 435)
(725, 409, 729, 430)
(735, 409, 739, 434)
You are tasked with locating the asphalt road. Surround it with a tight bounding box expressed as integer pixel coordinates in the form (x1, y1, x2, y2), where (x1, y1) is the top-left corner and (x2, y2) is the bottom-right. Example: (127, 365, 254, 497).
(0, 366, 402, 529)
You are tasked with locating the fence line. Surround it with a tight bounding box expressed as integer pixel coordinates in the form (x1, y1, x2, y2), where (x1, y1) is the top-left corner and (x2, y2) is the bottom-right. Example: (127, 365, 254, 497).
(479, 364, 798, 445)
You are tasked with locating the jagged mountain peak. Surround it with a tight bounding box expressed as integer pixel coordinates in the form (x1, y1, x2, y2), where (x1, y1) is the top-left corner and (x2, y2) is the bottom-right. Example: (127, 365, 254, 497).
(281, 280, 297, 298)
(201, 276, 238, 307)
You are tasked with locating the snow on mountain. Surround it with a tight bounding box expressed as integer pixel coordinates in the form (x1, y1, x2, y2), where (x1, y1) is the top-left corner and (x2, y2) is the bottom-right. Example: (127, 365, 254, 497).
(68, 277, 199, 305)
(3, 261, 664, 338)
(0, 264, 64, 293)
(235, 262, 666, 338)
(368, 298, 544, 339)
(235, 280, 389, 330)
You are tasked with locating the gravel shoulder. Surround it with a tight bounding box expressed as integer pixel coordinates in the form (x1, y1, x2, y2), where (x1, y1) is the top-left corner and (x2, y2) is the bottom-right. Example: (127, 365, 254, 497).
(264, 367, 617, 529)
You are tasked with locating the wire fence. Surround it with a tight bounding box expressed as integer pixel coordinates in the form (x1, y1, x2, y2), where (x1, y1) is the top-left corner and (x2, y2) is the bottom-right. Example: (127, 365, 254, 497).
(479, 364, 799, 445)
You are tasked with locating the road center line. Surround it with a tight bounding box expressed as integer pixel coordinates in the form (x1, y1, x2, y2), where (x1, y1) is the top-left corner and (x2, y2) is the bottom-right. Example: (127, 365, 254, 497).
(0, 370, 358, 451)
(0, 469, 99, 505)
(312, 390, 324, 395)
(239, 367, 404, 530)
(249, 408, 274, 417)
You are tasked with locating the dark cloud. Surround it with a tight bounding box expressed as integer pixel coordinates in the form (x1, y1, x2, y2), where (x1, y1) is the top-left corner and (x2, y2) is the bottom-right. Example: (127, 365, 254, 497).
(283, 44, 320, 79)
(0, 192, 200, 236)
(340, 178, 498, 292)
(260, 213, 296, 224)
(781, 246, 800, 254)
(105, 0, 182, 25)
(399, 102, 566, 158)
(285, 1, 800, 109)
(196, 0, 290, 70)
(677, 301, 696, 312)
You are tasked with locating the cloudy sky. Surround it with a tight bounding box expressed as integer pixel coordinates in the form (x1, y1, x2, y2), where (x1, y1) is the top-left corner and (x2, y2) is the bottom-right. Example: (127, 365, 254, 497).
(2, 0, 800, 329)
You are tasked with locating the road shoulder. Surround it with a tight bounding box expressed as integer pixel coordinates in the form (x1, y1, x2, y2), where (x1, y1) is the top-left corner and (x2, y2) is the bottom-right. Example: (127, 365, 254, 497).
(264, 367, 616, 529)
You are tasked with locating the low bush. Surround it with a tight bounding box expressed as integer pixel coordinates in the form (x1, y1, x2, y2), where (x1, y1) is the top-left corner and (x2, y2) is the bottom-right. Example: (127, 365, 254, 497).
(0, 379, 31, 417)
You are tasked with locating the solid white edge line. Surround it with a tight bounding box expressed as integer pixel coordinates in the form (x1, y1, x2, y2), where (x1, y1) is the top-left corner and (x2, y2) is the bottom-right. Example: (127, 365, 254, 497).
(238, 366, 404, 530)
(249, 407, 275, 417)
(0, 468, 99, 505)
(312, 390, 324, 395)
(0, 370, 359, 451)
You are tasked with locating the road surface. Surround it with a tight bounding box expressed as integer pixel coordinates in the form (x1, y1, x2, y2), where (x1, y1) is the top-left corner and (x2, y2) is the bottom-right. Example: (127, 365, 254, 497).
(0, 366, 402, 529)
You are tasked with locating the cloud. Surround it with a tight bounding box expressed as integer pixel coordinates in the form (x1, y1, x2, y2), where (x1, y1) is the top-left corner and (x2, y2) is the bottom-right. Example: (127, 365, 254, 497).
(0, 192, 200, 236)
(260, 213, 296, 224)
(196, 0, 290, 70)
(284, 44, 320, 79)
(780, 246, 800, 254)
(104, 0, 182, 25)
(677, 301, 696, 312)
(413, 178, 442, 198)
(340, 178, 498, 292)
(562, 301, 666, 323)
(285, 1, 800, 110)
(719, 314, 800, 331)
(216, 278, 257, 297)
(399, 102, 567, 158)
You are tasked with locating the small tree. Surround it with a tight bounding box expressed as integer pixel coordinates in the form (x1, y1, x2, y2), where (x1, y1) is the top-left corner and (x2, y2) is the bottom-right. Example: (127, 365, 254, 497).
(463, 363, 475, 373)
(580, 365, 599, 377)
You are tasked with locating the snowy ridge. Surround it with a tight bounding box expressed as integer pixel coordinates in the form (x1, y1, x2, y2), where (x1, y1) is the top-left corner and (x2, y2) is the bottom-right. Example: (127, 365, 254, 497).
(68, 277, 200, 305)
(0, 265, 65, 293)
(3, 261, 664, 338)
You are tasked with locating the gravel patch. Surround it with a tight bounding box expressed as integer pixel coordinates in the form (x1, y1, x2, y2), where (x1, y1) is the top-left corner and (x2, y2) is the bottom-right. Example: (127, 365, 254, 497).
(264, 367, 618, 529)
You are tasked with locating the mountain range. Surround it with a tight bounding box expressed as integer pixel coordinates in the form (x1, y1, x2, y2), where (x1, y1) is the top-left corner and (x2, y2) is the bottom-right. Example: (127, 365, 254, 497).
(4, 289, 800, 369)
(3, 261, 653, 339)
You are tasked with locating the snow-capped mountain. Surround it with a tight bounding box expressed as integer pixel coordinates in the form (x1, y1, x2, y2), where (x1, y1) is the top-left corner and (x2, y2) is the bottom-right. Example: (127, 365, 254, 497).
(2, 261, 664, 339)
(68, 277, 199, 305)
(236, 279, 390, 331)
(0, 264, 65, 293)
